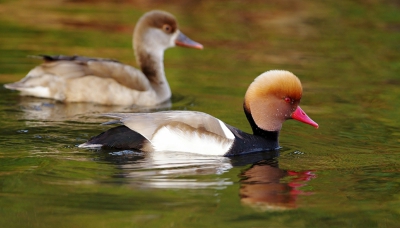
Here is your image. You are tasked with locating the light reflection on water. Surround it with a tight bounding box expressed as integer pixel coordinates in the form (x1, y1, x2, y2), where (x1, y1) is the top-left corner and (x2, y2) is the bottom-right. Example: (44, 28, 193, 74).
(109, 150, 234, 189)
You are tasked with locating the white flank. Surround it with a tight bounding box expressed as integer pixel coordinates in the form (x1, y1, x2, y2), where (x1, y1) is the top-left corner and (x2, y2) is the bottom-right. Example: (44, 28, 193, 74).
(150, 125, 234, 156)
(20, 86, 51, 98)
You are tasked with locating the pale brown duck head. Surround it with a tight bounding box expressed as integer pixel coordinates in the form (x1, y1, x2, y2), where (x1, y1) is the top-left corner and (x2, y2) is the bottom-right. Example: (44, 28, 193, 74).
(133, 10, 203, 56)
(244, 70, 318, 133)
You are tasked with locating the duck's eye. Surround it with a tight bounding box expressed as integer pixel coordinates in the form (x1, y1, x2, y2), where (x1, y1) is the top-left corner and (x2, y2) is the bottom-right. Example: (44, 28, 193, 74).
(284, 97, 292, 103)
(162, 24, 172, 33)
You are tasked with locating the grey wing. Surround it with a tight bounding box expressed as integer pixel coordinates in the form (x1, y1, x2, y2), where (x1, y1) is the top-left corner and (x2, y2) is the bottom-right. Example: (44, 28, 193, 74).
(104, 111, 235, 141)
(86, 60, 150, 91)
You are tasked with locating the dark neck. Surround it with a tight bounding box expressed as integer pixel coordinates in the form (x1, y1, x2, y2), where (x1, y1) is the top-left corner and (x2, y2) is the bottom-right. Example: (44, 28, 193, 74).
(138, 51, 165, 85)
(243, 103, 279, 142)
(135, 48, 171, 101)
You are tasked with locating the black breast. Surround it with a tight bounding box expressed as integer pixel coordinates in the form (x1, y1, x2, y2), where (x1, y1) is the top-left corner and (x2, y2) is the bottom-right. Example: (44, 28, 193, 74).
(223, 125, 279, 157)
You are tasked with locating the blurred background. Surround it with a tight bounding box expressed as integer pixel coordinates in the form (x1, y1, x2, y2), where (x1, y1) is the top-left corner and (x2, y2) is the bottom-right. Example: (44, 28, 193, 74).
(0, 0, 399, 227)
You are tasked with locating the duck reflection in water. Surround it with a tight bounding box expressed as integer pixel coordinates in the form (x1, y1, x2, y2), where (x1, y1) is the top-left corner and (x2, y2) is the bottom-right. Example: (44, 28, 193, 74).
(239, 159, 316, 211)
(7, 95, 192, 123)
(100, 149, 316, 211)
(11, 97, 170, 122)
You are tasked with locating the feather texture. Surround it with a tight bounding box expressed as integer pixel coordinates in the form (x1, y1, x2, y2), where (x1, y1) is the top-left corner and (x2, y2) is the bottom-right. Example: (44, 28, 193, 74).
(104, 111, 235, 141)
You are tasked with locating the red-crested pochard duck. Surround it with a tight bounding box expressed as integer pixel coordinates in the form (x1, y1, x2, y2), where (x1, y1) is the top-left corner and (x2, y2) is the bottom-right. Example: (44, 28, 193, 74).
(79, 70, 318, 156)
(4, 10, 203, 106)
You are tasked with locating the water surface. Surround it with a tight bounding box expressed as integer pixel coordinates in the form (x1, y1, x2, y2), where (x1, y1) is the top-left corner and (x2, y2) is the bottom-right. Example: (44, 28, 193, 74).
(0, 0, 399, 227)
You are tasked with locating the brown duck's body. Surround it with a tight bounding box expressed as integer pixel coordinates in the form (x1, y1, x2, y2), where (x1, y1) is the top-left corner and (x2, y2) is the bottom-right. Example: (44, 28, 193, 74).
(79, 70, 319, 156)
(4, 10, 203, 106)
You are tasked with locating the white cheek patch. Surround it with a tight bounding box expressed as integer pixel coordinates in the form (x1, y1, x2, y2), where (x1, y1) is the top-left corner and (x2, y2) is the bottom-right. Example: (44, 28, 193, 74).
(144, 28, 175, 52)
(170, 31, 179, 47)
(149, 125, 234, 156)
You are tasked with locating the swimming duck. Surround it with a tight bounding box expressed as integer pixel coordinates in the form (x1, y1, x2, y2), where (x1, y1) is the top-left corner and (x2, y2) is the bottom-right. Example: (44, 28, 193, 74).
(79, 70, 318, 156)
(4, 10, 203, 106)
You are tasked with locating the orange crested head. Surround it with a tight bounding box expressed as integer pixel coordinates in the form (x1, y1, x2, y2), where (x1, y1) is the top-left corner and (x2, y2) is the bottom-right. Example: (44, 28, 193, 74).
(244, 70, 317, 132)
(245, 70, 302, 106)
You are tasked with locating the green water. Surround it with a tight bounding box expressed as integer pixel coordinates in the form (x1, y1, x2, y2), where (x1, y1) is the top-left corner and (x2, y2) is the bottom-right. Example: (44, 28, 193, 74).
(0, 0, 399, 227)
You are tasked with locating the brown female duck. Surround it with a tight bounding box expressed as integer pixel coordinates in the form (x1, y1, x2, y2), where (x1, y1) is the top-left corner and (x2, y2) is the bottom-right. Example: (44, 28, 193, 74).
(4, 10, 203, 106)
